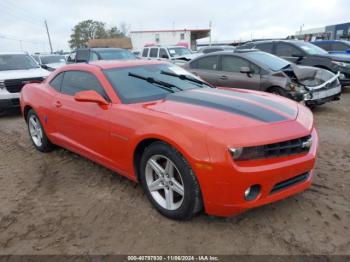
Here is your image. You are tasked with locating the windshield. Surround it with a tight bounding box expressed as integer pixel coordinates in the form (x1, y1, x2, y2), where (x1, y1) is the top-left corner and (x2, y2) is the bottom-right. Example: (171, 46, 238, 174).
(168, 47, 192, 57)
(104, 64, 205, 103)
(0, 54, 39, 71)
(294, 42, 328, 55)
(244, 51, 291, 71)
(98, 50, 137, 60)
(41, 55, 66, 64)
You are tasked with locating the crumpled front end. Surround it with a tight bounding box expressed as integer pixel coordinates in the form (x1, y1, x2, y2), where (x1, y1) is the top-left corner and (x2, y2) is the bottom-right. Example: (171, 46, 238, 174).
(284, 65, 342, 105)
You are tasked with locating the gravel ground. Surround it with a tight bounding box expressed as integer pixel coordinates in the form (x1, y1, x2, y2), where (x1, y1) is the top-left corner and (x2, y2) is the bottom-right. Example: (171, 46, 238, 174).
(0, 90, 349, 255)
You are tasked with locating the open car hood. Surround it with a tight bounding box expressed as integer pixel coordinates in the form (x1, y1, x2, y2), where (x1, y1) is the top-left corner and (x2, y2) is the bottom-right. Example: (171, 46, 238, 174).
(282, 64, 339, 89)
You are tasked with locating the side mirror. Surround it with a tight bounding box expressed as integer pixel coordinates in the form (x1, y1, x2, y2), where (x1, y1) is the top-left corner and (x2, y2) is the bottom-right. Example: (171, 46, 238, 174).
(240, 66, 251, 74)
(162, 55, 169, 59)
(41, 64, 48, 69)
(74, 90, 109, 105)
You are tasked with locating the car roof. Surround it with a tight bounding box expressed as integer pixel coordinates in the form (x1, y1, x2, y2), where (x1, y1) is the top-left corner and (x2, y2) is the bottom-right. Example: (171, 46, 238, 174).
(62, 59, 168, 70)
(144, 45, 187, 49)
(311, 40, 350, 43)
(0, 52, 28, 55)
(75, 48, 126, 52)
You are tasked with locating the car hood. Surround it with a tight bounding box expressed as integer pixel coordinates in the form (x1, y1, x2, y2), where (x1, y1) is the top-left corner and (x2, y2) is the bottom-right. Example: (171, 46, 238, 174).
(144, 88, 299, 129)
(171, 53, 201, 61)
(44, 62, 66, 69)
(313, 53, 350, 62)
(281, 64, 337, 88)
(0, 67, 50, 80)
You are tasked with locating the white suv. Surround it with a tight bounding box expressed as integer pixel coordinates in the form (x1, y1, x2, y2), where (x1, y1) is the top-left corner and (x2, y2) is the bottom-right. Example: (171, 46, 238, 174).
(141, 46, 199, 63)
(0, 52, 50, 114)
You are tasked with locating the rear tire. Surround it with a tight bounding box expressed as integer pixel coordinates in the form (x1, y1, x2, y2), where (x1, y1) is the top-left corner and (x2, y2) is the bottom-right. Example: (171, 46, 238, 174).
(27, 109, 54, 152)
(139, 141, 203, 220)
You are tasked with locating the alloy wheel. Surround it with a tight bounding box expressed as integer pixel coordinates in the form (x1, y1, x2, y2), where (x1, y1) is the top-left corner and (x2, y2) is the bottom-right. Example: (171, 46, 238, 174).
(145, 155, 185, 210)
(28, 114, 43, 147)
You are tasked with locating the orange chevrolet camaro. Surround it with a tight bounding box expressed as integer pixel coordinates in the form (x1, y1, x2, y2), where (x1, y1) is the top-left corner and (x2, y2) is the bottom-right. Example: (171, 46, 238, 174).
(20, 60, 318, 220)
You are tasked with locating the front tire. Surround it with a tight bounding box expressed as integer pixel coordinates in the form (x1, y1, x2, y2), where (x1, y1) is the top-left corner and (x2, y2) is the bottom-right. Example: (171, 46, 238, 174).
(27, 109, 54, 152)
(268, 86, 291, 98)
(139, 142, 202, 220)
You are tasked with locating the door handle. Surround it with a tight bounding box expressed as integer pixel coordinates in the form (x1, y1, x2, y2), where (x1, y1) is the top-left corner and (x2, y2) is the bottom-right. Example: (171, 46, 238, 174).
(55, 101, 62, 108)
(220, 75, 228, 80)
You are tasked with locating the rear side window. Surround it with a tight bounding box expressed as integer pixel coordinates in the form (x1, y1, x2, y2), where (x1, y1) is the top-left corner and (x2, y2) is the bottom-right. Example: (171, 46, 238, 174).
(149, 48, 159, 58)
(190, 56, 218, 70)
(49, 72, 64, 91)
(89, 52, 99, 61)
(276, 43, 302, 56)
(61, 71, 107, 99)
(255, 43, 273, 53)
(203, 48, 222, 54)
(142, 48, 149, 57)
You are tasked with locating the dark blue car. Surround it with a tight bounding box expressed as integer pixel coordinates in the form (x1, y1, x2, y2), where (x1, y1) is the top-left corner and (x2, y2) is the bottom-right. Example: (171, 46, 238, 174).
(312, 40, 350, 55)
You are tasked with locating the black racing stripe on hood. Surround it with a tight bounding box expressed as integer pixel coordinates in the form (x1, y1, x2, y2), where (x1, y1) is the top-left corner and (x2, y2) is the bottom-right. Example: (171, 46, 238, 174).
(206, 89, 296, 117)
(167, 90, 288, 123)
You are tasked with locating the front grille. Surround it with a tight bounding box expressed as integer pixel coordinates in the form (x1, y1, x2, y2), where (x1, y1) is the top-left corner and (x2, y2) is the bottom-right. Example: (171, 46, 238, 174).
(239, 135, 312, 160)
(270, 172, 310, 194)
(11, 98, 20, 106)
(4, 77, 44, 93)
(262, 135, 312, 158)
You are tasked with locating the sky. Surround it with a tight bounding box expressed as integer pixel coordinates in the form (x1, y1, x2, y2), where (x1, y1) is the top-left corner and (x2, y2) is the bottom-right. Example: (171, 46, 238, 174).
(0, 0, 349, 53)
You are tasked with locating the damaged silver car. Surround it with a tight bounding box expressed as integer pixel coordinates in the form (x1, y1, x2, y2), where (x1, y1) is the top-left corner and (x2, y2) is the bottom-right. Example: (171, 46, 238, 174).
(183, 49, 342, 106)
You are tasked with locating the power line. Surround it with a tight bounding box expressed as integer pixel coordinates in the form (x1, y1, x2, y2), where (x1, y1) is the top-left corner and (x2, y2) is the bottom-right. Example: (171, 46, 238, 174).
(0, 33, 46, 45)
(0, 0, 45, 25)
(0, 8, 45, 29)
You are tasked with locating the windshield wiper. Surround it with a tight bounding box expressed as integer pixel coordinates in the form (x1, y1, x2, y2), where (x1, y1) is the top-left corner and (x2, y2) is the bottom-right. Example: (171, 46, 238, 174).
(128, 72, 183, 93)
(160, 70, 215, 88)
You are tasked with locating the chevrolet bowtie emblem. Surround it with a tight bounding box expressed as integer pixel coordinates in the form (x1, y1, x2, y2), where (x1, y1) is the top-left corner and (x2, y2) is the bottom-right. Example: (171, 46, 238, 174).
(302, 138, 312, 149)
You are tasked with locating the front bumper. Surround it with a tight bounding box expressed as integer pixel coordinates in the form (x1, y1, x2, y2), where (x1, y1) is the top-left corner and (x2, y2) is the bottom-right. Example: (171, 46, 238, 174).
(197, 128, 318, 217)
(0, 98, 20, 111)
(0, 88, 20, 111)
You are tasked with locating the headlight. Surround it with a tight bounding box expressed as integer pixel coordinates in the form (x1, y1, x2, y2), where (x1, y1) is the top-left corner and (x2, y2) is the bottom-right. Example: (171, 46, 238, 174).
(332, 61, 349, 68)
(289, 82, 307, 93)
(229, 148, 243, 159)
(229, 147, 264, 161)
(0, 81, 5, 89)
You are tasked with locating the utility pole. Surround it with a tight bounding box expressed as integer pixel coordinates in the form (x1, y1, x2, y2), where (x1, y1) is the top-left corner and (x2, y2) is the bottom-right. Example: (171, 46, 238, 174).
(44, 20, 53, 53)
(209, 21, 212, 46)
(299, 24, 304, 39)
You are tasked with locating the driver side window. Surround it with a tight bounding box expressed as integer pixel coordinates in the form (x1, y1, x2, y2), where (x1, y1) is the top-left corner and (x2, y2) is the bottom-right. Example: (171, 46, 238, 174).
(276, 43, 303, 57)
(61, 71, 108, 100)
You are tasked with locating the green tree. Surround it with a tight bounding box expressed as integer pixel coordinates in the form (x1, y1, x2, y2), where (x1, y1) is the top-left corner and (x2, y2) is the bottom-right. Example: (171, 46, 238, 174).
(108, 26, 123, 38)
(68, 20, 109, 49)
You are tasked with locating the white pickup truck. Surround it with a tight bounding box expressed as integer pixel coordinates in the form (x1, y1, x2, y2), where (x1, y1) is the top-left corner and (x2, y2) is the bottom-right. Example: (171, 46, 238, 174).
(0, 52, 50, 114)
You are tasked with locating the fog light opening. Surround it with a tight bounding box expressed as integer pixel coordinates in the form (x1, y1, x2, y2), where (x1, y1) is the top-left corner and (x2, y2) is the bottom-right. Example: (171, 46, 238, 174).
(244, 185, 261, 201)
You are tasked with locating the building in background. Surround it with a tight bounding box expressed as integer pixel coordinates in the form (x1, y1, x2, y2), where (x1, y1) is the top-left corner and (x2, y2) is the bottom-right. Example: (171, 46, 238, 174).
(87, 37, 133, 49)
(130, 29, 210, 51)
(294, 22, 350, 41)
